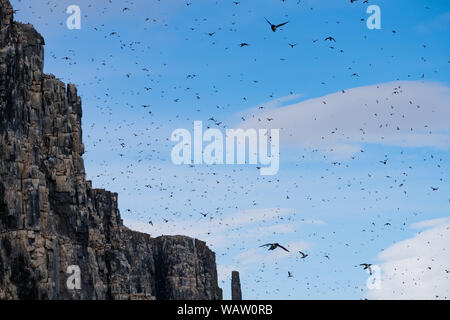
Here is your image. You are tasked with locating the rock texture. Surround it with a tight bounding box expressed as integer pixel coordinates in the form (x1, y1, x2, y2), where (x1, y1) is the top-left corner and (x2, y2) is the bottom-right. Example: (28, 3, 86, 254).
(0, 0, 222, 300)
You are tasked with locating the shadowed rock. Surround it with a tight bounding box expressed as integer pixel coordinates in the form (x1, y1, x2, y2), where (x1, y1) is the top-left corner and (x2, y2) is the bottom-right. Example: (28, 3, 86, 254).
(231, 271, 242, 300)
(0, 0, 222, 300)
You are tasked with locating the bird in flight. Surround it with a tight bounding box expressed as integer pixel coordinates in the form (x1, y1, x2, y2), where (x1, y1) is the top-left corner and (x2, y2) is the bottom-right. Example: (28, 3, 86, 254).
(299, 251, 309, 259)
(260, 243, 290, 252)
(288, 271, 293, 278)
(265, 18, 289, 32)
(360, 263, 373, 275)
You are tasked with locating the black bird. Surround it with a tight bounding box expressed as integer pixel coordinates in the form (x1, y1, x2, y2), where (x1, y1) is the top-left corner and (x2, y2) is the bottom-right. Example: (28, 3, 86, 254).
(265, 18, 289, 32)
(431, 187, 439, 191)
(325, 36, 336, 42)
(260, 243, 290, 252)
(299, 251, 309, 259)
(288, 271, 293, 278)
(360, 263, 373, 275)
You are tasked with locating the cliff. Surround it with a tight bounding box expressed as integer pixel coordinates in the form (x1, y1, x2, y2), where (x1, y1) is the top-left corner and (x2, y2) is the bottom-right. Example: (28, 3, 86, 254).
(0, 0, 222, 300)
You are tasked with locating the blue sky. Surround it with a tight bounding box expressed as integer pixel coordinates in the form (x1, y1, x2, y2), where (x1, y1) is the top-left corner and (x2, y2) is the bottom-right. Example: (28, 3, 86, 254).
(11, 0, 450, 299)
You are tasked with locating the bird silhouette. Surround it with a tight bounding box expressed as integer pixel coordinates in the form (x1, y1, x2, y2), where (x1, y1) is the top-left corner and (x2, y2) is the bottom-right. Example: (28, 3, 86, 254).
(265, 18, 289, 32)
(260, 243, 290, 252)
(360, 263, 373, 275)
(299, 251, 309, 259)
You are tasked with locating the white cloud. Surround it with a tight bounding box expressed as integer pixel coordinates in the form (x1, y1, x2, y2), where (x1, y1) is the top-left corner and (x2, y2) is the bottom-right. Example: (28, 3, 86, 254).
(367, 217, 450, 300)
(411, 217, 450, 229)
(239, 81, 450, 159)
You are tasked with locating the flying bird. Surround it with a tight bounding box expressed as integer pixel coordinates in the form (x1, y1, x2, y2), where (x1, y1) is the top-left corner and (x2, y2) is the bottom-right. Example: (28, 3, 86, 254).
(299, 251, 309, 259)
(260, 243, 290, 252)
(265, 18, 289, 32)
(360, 263, 373, 275)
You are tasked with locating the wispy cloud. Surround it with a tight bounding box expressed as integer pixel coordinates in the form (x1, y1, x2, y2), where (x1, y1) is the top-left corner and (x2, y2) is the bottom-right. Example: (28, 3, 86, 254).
(415, 12, 450, 33)
(239, 81, 450, 159)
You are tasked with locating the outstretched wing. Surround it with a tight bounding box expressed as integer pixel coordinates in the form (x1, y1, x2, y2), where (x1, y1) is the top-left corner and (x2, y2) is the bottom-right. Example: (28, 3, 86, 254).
(277, 244, 290, 252)
(264, 17, 273, 26)
(275, 21, 289, 28)
(360, 263, 370, 268)
(260, 243, 271, 248)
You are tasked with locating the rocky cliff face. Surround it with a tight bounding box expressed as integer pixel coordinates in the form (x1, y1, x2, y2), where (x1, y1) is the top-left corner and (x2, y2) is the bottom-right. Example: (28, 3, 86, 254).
(0, 0, 222, 300)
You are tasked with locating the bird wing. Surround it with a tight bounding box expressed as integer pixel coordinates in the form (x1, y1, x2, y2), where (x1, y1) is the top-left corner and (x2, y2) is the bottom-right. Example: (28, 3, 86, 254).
(264, 17, 273, 26)
(260, 243, 271, 248)
(360, 263, 370, 267)
(278, 244, 290, 252)
(276, 21, 289, 28)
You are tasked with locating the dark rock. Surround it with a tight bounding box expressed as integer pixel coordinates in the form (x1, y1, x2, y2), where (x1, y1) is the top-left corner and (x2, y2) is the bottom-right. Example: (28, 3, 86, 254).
(231, 271, 242, 300)
(0, 0, 222, 300)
